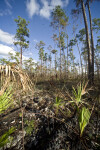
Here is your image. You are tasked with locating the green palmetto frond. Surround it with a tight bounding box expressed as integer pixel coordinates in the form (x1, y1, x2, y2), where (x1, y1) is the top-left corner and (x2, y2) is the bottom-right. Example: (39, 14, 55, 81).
(0, 87, 13, 114)
(71, 82, 88, 107)
(0, 127, 15, 147)
(73, 85, 82, 105)
(79, 107, 91, 136)
(0, 86, 15, 148)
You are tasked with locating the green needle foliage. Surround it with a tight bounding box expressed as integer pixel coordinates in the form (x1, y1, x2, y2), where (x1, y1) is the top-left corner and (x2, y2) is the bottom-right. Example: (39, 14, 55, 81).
(0, 127, 15, 148)
(14, 16, 29, 68)
(14, 16, 29, 48)
(79, 107, 91, 137)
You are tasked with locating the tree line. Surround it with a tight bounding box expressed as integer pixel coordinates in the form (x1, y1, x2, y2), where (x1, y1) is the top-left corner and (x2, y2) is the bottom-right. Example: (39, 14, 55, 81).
(0, 0, 100, 85)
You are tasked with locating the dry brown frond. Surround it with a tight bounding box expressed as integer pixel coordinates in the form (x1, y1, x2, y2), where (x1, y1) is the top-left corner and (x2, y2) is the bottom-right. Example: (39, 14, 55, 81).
(11, 68, 34, 92)
(81, 81, 88, 96)
(0, 78, 10, 96)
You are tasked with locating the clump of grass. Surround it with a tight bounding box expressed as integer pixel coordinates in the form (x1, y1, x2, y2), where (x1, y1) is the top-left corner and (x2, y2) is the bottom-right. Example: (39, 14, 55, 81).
(53, 82, 92, 137)
(69, 82, 92, 136)
(54, 97, 64, 114)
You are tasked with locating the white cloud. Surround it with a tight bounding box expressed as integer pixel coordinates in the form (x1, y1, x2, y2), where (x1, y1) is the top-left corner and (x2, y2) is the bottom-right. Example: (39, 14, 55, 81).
(65, 0, 69, 5)
(51, 0, 63, 7)
(5, 0, 12, 9)
(0, 0, 13, 16)
(51, 0, 69, 7)
(0, 44, 32, 62)
(26, 0, 40, 18)
(0, 29, 14, 45)
(0, 30, 36, 63)
(33, 39, 38, 43)
(40, 0, 52, 19)
(0, 9, 12, 16)
(22, 55, 30, 61)
(26, 0, 69, 19)
(40, 0, 69, 19)
(0, 12, 4, 17)
(0, 44, 15, 56)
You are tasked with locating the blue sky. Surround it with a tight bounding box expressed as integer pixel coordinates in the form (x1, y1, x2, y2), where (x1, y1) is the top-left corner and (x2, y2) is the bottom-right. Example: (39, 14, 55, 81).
(0, 0, 100, 64)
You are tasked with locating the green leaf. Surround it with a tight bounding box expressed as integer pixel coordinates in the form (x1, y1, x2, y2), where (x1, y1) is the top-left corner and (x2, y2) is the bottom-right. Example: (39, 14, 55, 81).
(79, 107, 91, 136)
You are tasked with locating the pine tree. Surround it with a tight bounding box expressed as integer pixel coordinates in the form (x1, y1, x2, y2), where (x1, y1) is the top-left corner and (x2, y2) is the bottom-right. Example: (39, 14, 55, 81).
(14, 16, 29, 69)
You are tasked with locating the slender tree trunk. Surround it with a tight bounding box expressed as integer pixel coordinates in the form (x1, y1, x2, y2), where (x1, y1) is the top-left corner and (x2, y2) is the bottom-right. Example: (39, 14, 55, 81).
(41, 58, 42, 77)
(76, 42, 83, 76)
(85, 55, 88, 78)
(55, 53, 56, 73)
(86, 58, 88, 77)
(50, 60, 51, 76)
(81, 0, 92, 85)
(63, 49, 66, 77)
(72, 48, 75, 78)
(43, 60, 45, 76)
(21, 108, 24, 150)
(87, 0, 94, 84)
(95, 58, 99, 80)
(59, 23, 62, 79)
(96, 63, 99, 80)
(46, 60, 48, 76)
(79, 65, 80, 75)
(50, 53, 52, 77)
(73, 25, 83, 76)
(45, 61, 47, 76)
(67, 35, 69, 78)
(85, 65, 86, 78)
(20, 47, 22, 69)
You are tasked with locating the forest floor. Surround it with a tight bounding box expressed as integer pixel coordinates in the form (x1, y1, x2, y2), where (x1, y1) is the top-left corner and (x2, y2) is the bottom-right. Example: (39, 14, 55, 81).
(0, 79, 100, 150)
